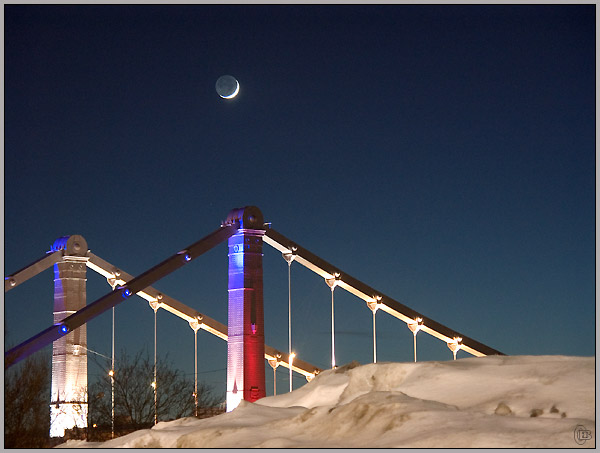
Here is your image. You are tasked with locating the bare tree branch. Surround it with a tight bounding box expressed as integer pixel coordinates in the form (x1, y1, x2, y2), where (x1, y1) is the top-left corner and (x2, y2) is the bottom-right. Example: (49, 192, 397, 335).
(89, 348, 222, 436)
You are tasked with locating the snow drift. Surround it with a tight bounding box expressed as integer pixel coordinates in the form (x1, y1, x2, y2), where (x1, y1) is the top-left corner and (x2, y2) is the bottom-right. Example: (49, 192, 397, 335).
(58, 355, 595, 448)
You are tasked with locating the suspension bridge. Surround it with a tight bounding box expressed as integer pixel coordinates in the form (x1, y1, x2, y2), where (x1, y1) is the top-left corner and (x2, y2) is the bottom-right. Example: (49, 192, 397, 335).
(4, 206, 504, 438)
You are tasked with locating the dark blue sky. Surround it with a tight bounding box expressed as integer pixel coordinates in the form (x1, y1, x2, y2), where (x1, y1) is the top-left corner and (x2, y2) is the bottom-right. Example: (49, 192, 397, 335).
(4, 5, 595, 395)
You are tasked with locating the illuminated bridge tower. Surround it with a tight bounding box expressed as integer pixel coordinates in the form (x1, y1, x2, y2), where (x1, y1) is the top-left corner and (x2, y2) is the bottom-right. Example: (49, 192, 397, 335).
(225, 207, 266, 411)
(50, 235, 88, 438)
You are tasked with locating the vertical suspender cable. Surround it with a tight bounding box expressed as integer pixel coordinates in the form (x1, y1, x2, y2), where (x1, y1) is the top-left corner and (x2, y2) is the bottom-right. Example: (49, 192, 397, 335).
(367, 299, 380, 364)
(111, 306, 115, 439)
(282, 251, 296, 393)
(154, 309, 157, 424)
(413, 334, 417, 363)
(107, 276, 118, 439)
(408, 318, 423, 363)
(189, 317, 200, 418)
(331, 288, 335, 368)
(288, 262, 292, 392)
(149, 298, 160, 425)
(194, 329, 198, 417)
(372, 310, 377, 363)
(325, 275, 339, 369)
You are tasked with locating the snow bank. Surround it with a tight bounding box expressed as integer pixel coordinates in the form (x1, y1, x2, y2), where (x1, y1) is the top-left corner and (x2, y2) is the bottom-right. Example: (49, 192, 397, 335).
(56, 355, 595, 448)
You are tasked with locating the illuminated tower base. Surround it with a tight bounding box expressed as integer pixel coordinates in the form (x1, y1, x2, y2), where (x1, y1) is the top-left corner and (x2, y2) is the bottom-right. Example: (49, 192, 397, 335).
(50, 235, 88, 438)
(225, 207, 266, 412)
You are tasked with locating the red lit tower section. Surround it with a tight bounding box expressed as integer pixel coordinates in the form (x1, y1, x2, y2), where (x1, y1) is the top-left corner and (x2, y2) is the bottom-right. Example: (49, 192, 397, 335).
(225, 207, 266, 411)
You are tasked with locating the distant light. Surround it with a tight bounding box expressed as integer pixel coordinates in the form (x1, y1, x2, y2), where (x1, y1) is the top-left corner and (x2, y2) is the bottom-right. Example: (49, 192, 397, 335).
(151, 381, 157, 389)
(108, 370, 114, 377)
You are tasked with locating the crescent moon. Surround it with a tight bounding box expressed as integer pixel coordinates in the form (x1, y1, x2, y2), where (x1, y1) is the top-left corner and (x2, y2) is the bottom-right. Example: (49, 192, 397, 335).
(222, 80, 239, 99)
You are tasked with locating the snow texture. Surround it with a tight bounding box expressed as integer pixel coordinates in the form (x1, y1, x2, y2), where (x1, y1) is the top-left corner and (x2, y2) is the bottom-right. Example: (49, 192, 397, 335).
(56, 355, 595, 448)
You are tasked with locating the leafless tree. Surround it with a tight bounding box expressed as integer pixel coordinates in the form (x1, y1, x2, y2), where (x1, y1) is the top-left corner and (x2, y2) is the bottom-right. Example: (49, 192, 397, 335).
(4, 354, 52, 448)
(88, 349, 222, 435)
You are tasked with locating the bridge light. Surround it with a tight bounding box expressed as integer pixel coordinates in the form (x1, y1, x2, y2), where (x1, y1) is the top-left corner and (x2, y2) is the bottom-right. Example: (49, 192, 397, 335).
(108, 370, 114, 377)
(447, 337, 463, 360)
(59, 324, 69, 335)
(408, 317, 423, 335)
(122, 288, 132, 298)
(177, 250, 192, 262)
(151, 381, 157, 389)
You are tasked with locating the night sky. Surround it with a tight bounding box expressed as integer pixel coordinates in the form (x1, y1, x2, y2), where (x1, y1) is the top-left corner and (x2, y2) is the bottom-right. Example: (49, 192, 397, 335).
(4, 5, 595, 397)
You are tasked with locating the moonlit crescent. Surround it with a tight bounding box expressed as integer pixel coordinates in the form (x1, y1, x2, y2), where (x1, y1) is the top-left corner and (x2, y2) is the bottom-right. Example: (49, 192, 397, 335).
(216, 75, 240, 99)
(222, 80, 239, 99)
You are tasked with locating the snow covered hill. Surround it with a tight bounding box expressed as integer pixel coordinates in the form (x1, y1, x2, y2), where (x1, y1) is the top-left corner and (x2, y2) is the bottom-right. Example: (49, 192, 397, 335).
(58, 355, 595, 448)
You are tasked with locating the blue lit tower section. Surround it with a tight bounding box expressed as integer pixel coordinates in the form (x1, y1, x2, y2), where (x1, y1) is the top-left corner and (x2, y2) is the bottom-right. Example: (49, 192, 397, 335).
(225, 207, 266, 411)
(50, 235, 89, 438)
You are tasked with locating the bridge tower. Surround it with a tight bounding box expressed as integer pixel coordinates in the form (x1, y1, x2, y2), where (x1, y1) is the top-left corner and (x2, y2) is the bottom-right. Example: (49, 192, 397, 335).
(49, 235, 88, 437)
(224, 207, 266, 411)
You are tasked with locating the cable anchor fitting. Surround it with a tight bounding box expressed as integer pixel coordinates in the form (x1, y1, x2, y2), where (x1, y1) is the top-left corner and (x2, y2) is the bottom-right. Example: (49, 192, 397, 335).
(189, 315, 203, 332)
(407, 317, 424, 336)
(149, 294, 163, 312)
(325, 272, 341, 290)
(447, 337, 463, 360)
(367, 295, 382, 313)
